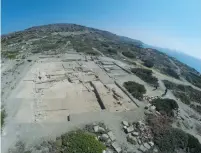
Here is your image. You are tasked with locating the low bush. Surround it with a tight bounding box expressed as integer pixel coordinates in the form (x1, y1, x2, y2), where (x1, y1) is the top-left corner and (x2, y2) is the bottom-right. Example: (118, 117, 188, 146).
(163, 68, 180, 79)
(107, 48, 117, 54)
(124, 81, 146, 100)
(122, 51, 135, 58)
(163, 80, 201, 107)
(85, 50, 100, 56)
(61, 130, 106, 153)
(143, 60, 154, 68)
(147, 115, 201, 153)
(9, 130, 106, 153)
(7, 54, 17, 59)
(151, 98, 179, 117)
(190, 104, 201, 114)
(186, 72, 201, 89)
(131, 68, 158, 87)
(2, 51, 19, 59)
(1, 109, 6, 128)
(174, 91, 191, 105)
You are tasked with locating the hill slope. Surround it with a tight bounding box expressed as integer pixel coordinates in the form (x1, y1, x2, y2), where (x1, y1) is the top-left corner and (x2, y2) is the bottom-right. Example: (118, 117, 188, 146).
(2, 23, 201, 88)
(144, 44, 201, 73)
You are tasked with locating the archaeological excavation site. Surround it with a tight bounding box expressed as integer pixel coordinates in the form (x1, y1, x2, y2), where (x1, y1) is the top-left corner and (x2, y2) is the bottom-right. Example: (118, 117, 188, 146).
(13, 52, 138, 123)
(1, 24, 201, 153)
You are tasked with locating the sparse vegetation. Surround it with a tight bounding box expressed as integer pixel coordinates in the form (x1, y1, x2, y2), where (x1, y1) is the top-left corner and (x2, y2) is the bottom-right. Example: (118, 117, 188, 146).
(163, 68, 180, 79)
(107, 48, 117, 54)
(1, 109, 6, 128)
(190, 104, 201, 114)
(147, 115, 201, 153)
(61, 130, 106, 153)
(9, 130, 106, 153)
(151, 98, 179, 117)
(2, 51, 19, 59)
(124, 81, 146, 100)
(143, 60, 154, 68)
(174, 91, 191, 105)
(122, 51, 135, 58)
(85, 50, 100, 56)
(131, 68, 158, 87)
(185, 72, 201, 89)
(195, 123, 201, 136)
(163, 80, 201, 106)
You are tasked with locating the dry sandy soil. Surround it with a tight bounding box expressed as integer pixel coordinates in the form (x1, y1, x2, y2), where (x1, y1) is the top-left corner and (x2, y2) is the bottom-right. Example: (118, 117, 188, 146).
(1, 50, 201, 153)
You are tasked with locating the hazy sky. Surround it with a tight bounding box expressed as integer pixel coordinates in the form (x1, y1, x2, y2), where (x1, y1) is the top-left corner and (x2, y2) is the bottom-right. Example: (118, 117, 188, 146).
(2, 0, 201, 59)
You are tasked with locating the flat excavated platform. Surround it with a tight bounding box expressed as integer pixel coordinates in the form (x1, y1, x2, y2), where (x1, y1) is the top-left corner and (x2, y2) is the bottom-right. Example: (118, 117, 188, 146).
(10, 53, 137, 123)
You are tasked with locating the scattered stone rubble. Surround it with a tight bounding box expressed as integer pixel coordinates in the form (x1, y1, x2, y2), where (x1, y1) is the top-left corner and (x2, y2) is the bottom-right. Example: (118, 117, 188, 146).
(121, 120, 157, 153)
(86, 123, 121, 153)
(143, 95, 159, 103)
(144, 103, 161, 117)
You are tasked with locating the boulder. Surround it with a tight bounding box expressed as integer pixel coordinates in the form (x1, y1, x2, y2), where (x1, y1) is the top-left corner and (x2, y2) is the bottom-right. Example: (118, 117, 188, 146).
(106, 149, 113, 153)
(123, 126, 127, 130)
(137, 137, 142, 145)
(144, 104, 151, 109)
(94, 125, 106, 133)
(139, 145, 147, 152)
(148, 141, 154, 147)
(144, 143, 151, 149)
(107, 131, 116, 141)
(112, 142, 121, 153)
(100, 134, 109, 141)
(132, 132, 139, 136)
(122, 121, 129, 127)
(153, 148, 159, 153)
(99, 127, 106, 132)
(102, 150, 106, 153)
(155, 111, 161, 116)
(149, 106, 156, 112)
(125, 126, 134, 133)
(94, 126, 99, 132)
(137, 121, 145, 127)
(144, 110, 153, 116)
(127, 134, 137, 145)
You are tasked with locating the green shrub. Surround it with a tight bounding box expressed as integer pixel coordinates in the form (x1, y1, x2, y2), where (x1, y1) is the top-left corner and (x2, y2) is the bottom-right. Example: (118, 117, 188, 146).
(131, 68, 158, 87)
(101, 42, 109, 47)
(190, 104, 201, 114)
(154, 128, 188, 152)
(186, 72, 201, 89)
(163, 68, 180, 79)
(85, 50, 100, 56)
(7, 54, 17, 59)
(163, 80, 201, 107)
(174, 91, 191, 105)
(147, 115, 201, 153)
(143, 60, 154, 68)
(61, 130, 106, 153)
(151, 98, 178, 117)
(124, 81, 146, 100)
(122, 51, 135, 58)
(1, 109, 6, 128)
(107, 48, 117, 54)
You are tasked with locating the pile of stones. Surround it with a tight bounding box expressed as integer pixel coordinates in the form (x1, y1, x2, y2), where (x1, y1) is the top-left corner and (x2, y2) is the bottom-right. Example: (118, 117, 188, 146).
(143, 96, 159, 103)
(86, 123, 121, 153)
(144, 103, 160, 116)
(122, 120, 158, 153)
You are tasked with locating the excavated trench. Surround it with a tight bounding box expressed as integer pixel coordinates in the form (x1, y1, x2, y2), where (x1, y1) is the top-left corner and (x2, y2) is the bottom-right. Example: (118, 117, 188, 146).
(89, 81, 106, 110)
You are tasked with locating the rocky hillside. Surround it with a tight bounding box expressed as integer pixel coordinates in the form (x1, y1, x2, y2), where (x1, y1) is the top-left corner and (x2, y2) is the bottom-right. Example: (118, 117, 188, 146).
(2, 23, 201, 88)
